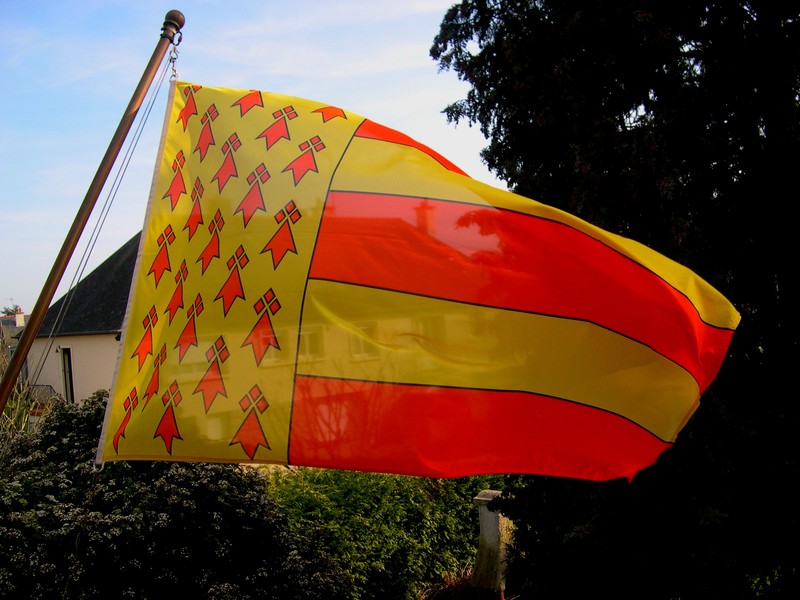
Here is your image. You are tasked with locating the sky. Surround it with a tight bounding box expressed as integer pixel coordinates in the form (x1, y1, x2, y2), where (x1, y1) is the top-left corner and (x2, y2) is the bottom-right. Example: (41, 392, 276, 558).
(0, 0, 502, 315)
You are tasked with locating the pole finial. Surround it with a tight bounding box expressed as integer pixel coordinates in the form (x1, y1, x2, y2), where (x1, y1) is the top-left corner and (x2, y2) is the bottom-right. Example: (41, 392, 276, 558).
(162, 10, 185, 41)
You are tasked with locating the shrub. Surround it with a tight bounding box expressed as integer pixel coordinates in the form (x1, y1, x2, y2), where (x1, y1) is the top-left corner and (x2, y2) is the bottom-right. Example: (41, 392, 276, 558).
(0, 392, 351, 599)
(266, 466, 505, 599)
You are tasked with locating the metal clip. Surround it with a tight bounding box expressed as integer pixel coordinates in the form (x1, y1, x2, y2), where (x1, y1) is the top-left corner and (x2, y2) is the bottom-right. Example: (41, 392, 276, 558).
(169, 46, 180, 81)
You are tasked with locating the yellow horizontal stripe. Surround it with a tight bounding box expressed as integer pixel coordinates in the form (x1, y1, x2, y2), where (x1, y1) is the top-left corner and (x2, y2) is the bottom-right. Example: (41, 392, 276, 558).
(333, 137, 740, 331)
(298, 280, 700, 442)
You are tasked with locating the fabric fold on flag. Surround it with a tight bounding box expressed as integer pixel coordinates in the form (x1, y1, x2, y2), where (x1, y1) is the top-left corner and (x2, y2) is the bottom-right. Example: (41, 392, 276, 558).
(97, 81, 740, 481)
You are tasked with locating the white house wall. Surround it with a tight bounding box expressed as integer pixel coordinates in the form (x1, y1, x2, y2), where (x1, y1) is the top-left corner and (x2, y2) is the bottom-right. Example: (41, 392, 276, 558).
(28, 334, 120, 402)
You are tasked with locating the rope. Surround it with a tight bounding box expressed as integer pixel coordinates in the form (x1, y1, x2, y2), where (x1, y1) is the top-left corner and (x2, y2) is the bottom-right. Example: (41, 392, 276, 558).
(29, 54, 175, 392)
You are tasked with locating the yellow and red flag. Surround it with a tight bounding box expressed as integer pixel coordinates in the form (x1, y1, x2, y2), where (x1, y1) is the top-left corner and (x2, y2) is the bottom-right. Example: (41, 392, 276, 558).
(97, 81, 740, 481)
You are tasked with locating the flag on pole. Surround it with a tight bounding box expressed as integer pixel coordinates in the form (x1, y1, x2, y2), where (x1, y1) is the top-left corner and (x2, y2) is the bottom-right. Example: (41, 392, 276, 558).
(97, 81, 740, 481)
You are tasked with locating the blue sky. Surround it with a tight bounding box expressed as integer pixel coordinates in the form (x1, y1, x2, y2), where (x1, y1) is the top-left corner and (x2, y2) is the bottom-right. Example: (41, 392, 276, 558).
(0, 0, 501, 314)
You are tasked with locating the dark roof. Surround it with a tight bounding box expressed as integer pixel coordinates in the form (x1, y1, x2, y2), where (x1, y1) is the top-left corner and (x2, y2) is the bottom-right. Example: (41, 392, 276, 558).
(0, 317, 25, 343)
(37, 232, 140, 337)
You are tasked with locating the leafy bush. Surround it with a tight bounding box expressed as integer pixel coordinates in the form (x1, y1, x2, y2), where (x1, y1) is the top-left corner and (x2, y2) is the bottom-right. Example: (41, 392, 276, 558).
(266, 466, 505, 599)
(0, 392, 351, 599)
(1, 337, 55, 458)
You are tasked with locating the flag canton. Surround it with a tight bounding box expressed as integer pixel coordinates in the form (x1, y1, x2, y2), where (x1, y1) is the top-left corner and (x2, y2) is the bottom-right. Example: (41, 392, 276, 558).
(107, 82, 362, 462)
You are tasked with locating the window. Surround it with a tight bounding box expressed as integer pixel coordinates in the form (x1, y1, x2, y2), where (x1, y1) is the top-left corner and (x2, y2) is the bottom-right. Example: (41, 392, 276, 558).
(298, 327, 324, 360)
(350, 322, 379, 359)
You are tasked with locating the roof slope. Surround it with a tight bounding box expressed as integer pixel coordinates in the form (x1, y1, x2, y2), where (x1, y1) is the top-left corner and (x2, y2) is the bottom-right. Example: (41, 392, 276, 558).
(38, 232, 140, 337)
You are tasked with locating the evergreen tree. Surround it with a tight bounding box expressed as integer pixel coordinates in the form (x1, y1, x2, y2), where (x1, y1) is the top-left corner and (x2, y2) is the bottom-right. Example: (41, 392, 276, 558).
(432, 2, 799, 597)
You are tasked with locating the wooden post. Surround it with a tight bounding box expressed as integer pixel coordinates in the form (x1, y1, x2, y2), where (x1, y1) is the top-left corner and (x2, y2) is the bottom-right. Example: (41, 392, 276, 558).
(471, 489, 511, 599)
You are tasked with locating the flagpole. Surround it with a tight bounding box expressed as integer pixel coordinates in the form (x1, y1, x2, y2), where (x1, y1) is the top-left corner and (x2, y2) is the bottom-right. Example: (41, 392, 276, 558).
(0, 10, 185, 414)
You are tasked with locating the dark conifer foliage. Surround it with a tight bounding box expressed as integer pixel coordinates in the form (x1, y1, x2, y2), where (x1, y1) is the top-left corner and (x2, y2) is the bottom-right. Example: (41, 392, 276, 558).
(432, 2, 799, 597)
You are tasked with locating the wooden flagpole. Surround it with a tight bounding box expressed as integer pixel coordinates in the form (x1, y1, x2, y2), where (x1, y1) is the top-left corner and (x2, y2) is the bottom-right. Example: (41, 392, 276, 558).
(0, 10, 185, 414)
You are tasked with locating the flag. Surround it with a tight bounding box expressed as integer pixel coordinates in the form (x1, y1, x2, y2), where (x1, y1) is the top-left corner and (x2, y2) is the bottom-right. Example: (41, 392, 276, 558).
(97, 81, 740, 481)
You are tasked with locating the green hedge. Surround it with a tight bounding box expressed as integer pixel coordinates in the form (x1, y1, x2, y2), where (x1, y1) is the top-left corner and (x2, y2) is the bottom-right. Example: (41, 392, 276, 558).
(0, 392, 350, 599)
(266, 466, 505, 599)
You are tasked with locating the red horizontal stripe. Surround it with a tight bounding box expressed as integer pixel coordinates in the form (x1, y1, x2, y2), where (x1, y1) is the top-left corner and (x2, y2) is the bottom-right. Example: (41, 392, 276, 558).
(354, 119, 469, 176)
(289, 376, 669, 480)
(309, 191, 733, 391)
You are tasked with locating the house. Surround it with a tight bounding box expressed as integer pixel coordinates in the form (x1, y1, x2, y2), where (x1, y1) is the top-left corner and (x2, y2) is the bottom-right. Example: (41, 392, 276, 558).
(1, 308, 29, 382)
(26, 233, 140, 403)
(0, 307, 28, 351)
(25, 204, 477, 405)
